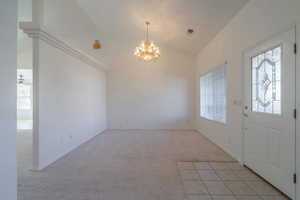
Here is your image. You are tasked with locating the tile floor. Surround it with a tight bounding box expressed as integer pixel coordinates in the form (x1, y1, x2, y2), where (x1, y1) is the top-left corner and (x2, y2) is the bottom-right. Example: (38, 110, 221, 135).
(177, 162, 288, 200)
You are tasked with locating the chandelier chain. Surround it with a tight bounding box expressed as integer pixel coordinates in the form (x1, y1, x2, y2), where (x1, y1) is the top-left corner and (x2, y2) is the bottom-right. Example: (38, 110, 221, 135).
(146, 21, 150, 42)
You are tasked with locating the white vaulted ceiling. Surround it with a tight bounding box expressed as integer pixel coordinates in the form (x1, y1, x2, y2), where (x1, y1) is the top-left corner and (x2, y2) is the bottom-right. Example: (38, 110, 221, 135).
(43, 0, 249, 69)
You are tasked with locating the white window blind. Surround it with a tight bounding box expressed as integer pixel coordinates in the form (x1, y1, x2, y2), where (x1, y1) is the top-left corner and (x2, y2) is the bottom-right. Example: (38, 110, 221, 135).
(17, 69, 33, 111)
(200, 65, 226, 123)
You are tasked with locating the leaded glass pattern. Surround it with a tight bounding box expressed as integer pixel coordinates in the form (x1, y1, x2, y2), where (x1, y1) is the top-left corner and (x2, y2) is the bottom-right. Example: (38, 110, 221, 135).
(251, 46, 281, 114)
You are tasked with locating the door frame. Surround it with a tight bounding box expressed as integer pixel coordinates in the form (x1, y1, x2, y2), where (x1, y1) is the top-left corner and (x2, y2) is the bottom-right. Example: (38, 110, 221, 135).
(241, 24, 297, 198)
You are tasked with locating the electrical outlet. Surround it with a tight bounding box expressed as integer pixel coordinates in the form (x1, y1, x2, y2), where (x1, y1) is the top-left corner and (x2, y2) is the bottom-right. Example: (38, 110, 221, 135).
(233, 100, 242, 106)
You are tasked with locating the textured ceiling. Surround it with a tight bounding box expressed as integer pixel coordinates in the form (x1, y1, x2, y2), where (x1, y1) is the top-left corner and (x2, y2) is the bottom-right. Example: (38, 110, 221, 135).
(42, 0, 249, 69)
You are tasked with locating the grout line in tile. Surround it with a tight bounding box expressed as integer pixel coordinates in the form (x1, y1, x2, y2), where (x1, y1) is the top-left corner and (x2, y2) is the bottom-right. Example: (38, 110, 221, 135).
(178, 161, 288, 200)
(208, 162, 237, 197)
(183, 162, 261, 200)
(176, 161, 191, 200)
(198, 171, 213, 199)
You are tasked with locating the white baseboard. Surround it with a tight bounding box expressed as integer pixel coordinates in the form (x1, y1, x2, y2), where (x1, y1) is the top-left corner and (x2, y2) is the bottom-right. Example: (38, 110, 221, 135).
(195, 129, 240, 163)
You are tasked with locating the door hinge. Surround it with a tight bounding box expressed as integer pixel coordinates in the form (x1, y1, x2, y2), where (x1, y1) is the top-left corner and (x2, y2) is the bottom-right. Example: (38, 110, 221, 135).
(295, 43, 297, 54)
(294, 173, 297, 184)
(294, 109, 297, 119)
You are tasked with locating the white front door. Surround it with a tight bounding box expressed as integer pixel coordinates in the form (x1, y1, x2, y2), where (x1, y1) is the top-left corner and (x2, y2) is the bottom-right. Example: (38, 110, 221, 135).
(243, 28, 296, 198)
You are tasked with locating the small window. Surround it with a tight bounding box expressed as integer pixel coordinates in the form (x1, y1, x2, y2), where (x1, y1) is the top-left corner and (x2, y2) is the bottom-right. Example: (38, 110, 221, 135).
(251, 46, 281, 115)
(200, 65, 226, 124)
(17, 69, 32, 111)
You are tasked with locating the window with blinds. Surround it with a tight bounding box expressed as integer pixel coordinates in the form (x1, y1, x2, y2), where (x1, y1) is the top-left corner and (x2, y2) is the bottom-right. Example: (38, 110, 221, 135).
(200, 65, 226, 124)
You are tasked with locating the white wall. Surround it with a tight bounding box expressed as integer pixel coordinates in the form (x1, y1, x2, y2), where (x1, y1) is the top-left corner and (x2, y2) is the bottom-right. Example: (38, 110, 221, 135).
(23, 0, 108, 170)
(195, 0, 300, 162)
(37, 40, 107, 169)
(0, 0, 17, 199)
(108, 47, 196, 130)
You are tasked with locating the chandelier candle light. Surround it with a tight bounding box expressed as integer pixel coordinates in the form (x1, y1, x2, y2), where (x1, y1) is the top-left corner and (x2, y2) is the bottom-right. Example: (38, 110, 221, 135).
(134, 21, 160, 61)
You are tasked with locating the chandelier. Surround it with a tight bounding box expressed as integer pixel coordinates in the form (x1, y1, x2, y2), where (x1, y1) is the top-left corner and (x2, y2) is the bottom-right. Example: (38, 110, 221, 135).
(134, 21, 160, 61)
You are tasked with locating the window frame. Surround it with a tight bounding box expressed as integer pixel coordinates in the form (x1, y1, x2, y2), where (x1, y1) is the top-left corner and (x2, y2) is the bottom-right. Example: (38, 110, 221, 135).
(199, 64, 227, 125)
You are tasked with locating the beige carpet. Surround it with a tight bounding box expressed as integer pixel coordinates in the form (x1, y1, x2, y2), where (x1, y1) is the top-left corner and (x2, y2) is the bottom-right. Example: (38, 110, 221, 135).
(18, 130, 236, 200)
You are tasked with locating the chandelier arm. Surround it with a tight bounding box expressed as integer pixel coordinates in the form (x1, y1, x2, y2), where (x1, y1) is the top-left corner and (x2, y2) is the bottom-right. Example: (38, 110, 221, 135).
(134, 21, 160, 61)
